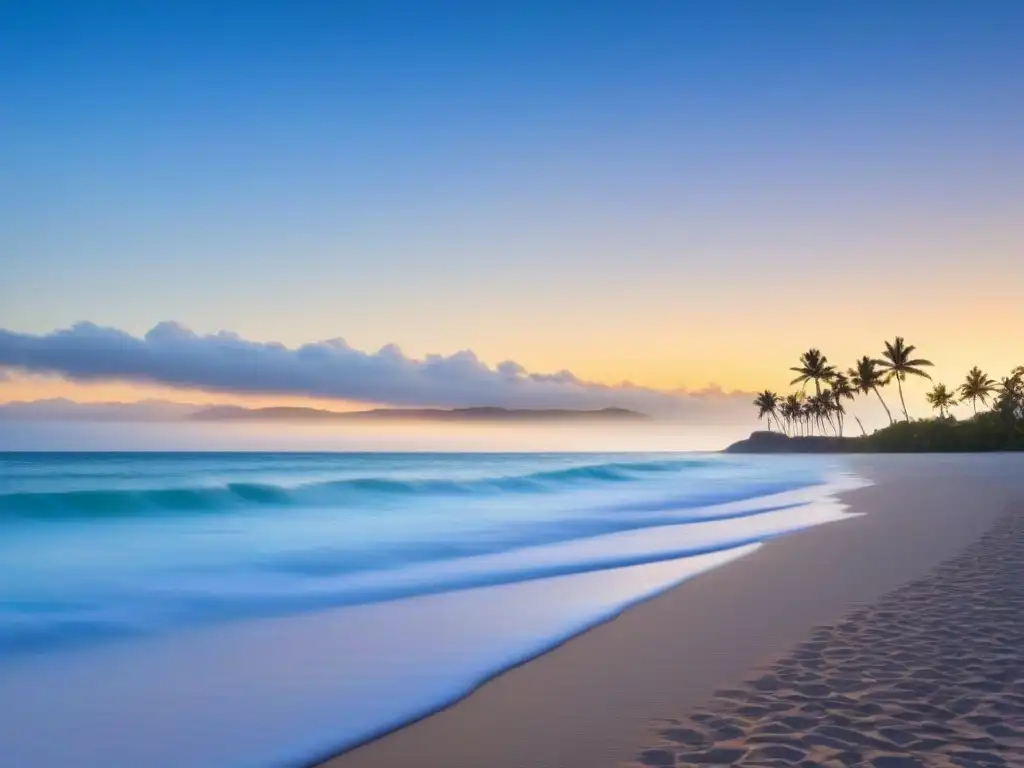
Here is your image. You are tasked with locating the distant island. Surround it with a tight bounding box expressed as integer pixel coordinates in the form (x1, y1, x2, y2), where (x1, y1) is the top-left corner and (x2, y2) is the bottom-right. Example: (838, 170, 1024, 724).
(736, 337, 1023, 453)
(188, 405, 649, 423)
(0, 400, 650, 424)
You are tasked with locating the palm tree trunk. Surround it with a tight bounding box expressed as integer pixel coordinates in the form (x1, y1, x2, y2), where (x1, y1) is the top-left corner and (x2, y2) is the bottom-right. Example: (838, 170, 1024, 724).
(873, 387, 893, 424)
(972, 400, 977, 416)
(896, 377, 909, 421)
(854, 414, 867, 436)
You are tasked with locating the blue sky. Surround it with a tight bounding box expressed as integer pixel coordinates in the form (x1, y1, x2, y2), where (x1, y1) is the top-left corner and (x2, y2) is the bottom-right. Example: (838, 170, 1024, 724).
(1, 1, 1022, 413)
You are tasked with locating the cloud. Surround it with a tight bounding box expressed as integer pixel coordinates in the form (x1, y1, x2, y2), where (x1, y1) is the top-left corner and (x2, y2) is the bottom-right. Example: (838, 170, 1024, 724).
(0, 322, 756, 420)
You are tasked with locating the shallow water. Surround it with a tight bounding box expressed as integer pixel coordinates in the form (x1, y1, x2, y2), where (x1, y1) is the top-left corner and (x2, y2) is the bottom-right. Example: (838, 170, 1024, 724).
(0, 452, 866, 766)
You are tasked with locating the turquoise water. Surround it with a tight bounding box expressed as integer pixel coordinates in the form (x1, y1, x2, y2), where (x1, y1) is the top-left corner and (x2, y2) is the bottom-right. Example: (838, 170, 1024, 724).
(0, 452, 864, 766)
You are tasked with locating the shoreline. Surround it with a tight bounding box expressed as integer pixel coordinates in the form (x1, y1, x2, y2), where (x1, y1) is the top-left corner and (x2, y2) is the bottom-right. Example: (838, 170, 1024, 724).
(317, 454, 1024, 768)
(295, 545, 764, 768)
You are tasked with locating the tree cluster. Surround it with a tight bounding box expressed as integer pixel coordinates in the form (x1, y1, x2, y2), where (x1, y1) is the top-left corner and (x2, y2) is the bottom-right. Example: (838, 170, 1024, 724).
(752, 338, 1023, 449)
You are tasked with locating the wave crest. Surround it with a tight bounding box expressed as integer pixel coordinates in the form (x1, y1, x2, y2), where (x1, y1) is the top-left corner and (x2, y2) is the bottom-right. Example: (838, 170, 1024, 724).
(0, 458, 713, 519)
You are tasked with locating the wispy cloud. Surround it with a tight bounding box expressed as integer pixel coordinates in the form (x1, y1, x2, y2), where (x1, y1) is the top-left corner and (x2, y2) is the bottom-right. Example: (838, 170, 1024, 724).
(0, 323, 755, 420)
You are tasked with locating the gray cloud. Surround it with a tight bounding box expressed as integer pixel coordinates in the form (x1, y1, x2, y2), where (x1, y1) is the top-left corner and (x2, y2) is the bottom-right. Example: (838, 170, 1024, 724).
(0, 322, 756, 420)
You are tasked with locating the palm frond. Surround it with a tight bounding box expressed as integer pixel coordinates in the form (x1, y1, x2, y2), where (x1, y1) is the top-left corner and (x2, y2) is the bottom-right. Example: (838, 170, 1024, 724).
(903, 367, 933, 380)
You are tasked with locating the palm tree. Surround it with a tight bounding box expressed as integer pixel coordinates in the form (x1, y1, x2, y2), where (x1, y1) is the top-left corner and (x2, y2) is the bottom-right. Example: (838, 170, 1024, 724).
(958, 366, 997, 416)
(822, 388, 842, 435)
(926, 383, 956, 418)
(995, 369, 1024, 422)
(753, 390, 781, 432)
(790, 349, 837, 396)
(797, 393, 813, 435)
(849, 355, 893, 425)
(781, 393, 804, 436)
(806, 391, 833, 435)
(800, 398, 815, 435)
(877, 337, 933, 421)
(830, 372, 862, 436)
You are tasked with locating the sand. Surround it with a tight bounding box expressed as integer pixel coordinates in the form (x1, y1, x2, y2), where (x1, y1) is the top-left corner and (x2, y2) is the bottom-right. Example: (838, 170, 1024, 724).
(317, 455, 1024, 768)
(628, 496, 1024, 767)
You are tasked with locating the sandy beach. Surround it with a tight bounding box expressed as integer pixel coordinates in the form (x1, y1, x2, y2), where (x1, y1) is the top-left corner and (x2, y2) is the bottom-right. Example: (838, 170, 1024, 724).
(318, 455, 1024, 768)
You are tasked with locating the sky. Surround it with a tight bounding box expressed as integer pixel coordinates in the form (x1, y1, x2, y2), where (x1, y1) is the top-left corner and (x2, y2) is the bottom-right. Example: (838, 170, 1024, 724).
(1, 1, 1022, 429)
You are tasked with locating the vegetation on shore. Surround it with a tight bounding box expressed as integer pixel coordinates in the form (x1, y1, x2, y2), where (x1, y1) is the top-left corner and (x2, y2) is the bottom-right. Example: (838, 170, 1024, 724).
(748, 338, 1024, 452)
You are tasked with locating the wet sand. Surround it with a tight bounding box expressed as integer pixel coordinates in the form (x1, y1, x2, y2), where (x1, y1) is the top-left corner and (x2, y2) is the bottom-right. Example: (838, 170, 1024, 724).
(317, 455, 1024, 768)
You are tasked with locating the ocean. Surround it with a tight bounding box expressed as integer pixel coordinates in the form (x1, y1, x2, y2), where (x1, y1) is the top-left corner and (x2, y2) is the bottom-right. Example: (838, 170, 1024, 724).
(0, 451, 866, 766)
